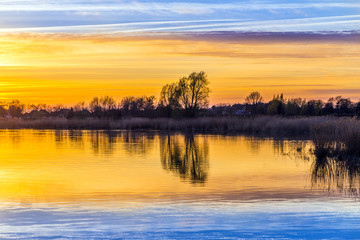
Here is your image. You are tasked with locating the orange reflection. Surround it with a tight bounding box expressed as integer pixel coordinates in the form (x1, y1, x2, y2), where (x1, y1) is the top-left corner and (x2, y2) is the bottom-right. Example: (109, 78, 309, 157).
(0, 130, 317, 204)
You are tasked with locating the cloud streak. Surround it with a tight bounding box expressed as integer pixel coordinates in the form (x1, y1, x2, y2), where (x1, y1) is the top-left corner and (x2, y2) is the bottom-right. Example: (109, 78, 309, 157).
(0, 15, 359, 33)
(0, 1, 359, 33)
(1, 1, 360, 13)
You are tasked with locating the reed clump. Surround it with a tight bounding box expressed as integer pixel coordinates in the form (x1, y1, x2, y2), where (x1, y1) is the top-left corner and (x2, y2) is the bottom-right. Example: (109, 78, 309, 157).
(311, 118, 360, 159)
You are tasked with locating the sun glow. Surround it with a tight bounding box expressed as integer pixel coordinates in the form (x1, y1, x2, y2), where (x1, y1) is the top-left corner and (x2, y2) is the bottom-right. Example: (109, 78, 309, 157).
(0, 59, 11, 66)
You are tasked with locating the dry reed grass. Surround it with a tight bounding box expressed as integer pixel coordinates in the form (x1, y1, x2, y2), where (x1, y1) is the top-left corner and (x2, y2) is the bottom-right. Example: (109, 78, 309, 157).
(0, 116, 334, 135)
(311, 118, 360, 159)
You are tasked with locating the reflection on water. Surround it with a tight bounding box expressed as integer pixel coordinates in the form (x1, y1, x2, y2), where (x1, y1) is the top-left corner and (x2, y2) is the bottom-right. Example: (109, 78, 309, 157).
(0, 130, 359, 238)
(275, 139, 360, 196)
(54, 130, 156, 155)
(311, 156, 360, 196)
(160, 134, 209, 184)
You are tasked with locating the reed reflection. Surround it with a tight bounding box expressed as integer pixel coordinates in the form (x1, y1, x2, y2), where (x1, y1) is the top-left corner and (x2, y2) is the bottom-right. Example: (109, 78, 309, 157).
(160, 134, 209, 184)
(275, 140, 360, 196)
(311, 156, 360, 196)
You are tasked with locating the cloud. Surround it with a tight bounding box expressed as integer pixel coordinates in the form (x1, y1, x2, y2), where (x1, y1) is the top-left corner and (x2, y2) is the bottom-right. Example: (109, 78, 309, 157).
(0, 1, 359, 33)
(0, 1, 360, 13)
(75, 11, 101, 16)
(0, 15, 359, 33)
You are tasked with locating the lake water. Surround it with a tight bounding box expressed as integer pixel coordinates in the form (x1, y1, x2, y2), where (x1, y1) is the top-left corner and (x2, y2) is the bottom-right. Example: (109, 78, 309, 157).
(0, 130, 359, 239)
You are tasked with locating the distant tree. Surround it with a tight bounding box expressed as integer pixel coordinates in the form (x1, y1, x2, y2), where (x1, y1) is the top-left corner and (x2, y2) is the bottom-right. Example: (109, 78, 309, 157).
(323, 97, 335, 115)
(255, 102, 268, 115)
(302, 100, 317, 116)
(285, 98, 305, 116)
(0, 105, 7, 118)
(51, 104, 64, 112)
(120, 96, 156, 117)
(355, 102, 360, 116)
(100, 96, 116, 111)
(143, 96, 156, 111)
(8, 100, 24, 118)
(67, 108, 75, 119)
(245, 91, 264, 115)
(90, 97, 101, 112)
(314, 100, 324, 115)
(136, 97, 144, 110)
(335, 97, 352, 115)
(28, 104, 38, 111)
(267, 94, 285, 115)
(121, 96, 136, 113)
(245, 92, 263, 105)
(90, 97, 103, 118)
(74, 101, 86, 111)
(37, 103, 47, 110)
(178, 71, 210, 117)
(160, 83, 181, 117)
(29, 109, 50, 119)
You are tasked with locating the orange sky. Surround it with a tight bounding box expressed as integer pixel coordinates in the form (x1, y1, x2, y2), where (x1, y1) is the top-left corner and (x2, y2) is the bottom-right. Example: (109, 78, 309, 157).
(0, 33, 359, 105)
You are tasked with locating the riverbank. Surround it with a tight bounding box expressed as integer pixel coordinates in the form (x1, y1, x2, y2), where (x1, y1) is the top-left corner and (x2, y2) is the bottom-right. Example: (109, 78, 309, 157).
(0, 116, 349, 135)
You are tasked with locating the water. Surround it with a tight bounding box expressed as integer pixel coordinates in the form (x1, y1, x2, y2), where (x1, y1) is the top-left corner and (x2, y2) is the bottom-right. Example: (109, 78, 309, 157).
(0, 130, 359, 239)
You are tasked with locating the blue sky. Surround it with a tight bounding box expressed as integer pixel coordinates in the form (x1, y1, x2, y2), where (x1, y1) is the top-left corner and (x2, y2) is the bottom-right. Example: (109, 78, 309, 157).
(0, 0, 359, 33)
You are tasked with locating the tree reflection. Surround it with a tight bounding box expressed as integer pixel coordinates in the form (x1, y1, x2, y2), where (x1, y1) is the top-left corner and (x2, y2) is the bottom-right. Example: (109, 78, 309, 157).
(120, 131, 155, 155)
(90, 130, 118, 155)
(160, 134, 209, 184)
(89, 131, 155, 155)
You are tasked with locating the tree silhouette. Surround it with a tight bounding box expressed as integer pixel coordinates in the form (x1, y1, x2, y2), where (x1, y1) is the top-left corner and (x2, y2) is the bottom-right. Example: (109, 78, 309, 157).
(245, 91, 263, 115)
(8, 100, 24, 118)
(267, 94, 285, 115)
(159, 83, 181, 117)
(178, 71, 210, 117)
(100, 96, 116, 111)
(245, 91, 263, 105)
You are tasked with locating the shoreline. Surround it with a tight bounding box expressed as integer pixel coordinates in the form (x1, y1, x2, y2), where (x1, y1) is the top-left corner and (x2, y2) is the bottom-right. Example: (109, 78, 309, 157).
(0, 116, 348, 135)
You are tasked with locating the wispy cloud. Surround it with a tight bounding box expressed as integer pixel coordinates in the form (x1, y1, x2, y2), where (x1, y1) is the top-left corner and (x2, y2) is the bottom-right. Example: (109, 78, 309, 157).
(1, 1, 360, 13)
(0, 1, 359, 33)
(0, 15, 358, 33)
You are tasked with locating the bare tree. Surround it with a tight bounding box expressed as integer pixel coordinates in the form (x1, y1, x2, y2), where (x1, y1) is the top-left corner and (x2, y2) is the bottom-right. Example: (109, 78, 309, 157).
(160, 83, 180, 117)
(245, 92, 263, 105)
(178, 71, 210, 117)
(90, 97, 103, 112)
(120, 96, 135, 112)
(74, 101, 86, 111)
(100, 96, 116, 110)
(8, 100, 24, 118)
(143, 96, 156, 111)
(160, 83, 180, 107)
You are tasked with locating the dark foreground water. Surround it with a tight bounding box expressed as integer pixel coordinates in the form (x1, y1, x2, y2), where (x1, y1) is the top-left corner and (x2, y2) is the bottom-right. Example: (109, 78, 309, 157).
(0, 130, 359, 239)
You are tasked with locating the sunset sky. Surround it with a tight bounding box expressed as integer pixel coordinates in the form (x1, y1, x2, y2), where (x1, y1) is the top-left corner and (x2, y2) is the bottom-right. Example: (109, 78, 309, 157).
(0, 0, 359, 105)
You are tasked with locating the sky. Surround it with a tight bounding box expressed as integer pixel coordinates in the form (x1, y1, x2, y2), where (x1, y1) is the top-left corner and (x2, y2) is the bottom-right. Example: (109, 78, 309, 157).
(0, 0, 359, 105)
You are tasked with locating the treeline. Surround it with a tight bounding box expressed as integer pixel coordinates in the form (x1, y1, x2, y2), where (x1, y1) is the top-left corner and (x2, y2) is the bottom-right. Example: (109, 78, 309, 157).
(240, 92, 360, 117)
(0, 71, 210, 119)
(1, 72, 360, 119)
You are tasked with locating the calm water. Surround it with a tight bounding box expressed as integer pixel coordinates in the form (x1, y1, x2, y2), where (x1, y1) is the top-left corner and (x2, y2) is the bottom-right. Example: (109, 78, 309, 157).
(0, 130, 359, 239)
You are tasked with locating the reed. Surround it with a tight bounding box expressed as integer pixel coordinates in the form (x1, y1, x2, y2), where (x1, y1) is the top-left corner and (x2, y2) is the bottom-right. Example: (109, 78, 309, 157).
(311, 118, 360, 159)
(0, 116, 332, 135)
